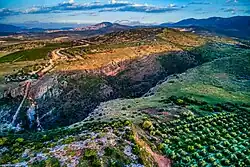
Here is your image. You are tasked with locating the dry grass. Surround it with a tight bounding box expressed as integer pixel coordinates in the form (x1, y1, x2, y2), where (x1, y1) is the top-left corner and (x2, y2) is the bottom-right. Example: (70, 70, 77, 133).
(0, 60, 47, 94)
(55, 44, 183, 71)
(158, 29, 206, 47)
(0, 52, 10, 58)
(55, 28, 209, 72)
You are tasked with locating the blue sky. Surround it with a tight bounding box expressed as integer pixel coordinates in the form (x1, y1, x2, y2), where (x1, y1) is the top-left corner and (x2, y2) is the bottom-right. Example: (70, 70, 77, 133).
(0, 0, 249, 24)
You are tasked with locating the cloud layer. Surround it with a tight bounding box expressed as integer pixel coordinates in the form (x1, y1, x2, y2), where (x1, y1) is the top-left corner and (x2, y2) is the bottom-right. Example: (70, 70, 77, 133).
(0, 0, 181, 18)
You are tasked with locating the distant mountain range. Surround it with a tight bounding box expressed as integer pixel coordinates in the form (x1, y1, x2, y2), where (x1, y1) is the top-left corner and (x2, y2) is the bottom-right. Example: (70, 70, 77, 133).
(0, 24, 22, 32)
(161, 16, 250, 39)
(74, 22, 130, 32)
(0, 16, 249, 39)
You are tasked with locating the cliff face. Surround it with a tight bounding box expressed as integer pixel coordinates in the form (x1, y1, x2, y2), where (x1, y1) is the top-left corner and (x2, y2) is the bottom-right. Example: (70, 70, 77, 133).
(0, 48, 206, 130)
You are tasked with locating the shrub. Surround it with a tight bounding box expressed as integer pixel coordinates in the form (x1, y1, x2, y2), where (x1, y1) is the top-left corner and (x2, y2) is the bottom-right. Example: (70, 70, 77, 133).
(158, 143, 167, 152)
(164, 139, 171, 144)
(45, 157, 60, 167)
(30, 160, 46, 167)
(198, 160, 207, 167)
(0, 137, 7, 146)
(124, 120, 131, 126)
(182, 156, 191, 163)
(132, 145, 140, 155)
(104, 147, 115, 156)
(84, 149, 98, 159)
(187, 145, 195, 152)
(81, 149, 101, 167)
(215, 153, 223, 159)
(230, 154, 238, 162)
(192, 152, 200, 159)
(142, 120, 153, 130)
(16, 138, 24, 143)
(208, 145, 216, 152)
(176, 99, 184, 105)
(221, 158, 230, 166)
(208, 156, 216, 163)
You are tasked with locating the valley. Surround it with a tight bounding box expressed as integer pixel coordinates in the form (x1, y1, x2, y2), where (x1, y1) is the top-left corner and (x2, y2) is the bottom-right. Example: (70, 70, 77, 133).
(0, 26, 249, 167)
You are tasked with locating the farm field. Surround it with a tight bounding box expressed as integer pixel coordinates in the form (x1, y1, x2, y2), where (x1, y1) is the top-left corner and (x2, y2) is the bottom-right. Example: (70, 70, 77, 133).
(0, 42, 71, 63)
(153, 96, 250, 167)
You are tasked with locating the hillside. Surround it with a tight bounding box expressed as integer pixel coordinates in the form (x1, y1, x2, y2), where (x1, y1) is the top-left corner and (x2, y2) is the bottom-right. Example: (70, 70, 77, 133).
(0, 27, 249, 167)
(0, 24, 23, 32)
(162, 16, 250, 39)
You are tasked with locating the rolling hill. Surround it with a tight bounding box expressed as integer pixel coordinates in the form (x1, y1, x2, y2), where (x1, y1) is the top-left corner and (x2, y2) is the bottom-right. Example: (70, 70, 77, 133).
(161, 16, 250, 39)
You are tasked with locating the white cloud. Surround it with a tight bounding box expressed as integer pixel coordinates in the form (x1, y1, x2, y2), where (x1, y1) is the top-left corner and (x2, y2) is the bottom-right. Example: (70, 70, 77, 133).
(168, 4, 176, 8)
(69, 0, 74, 4)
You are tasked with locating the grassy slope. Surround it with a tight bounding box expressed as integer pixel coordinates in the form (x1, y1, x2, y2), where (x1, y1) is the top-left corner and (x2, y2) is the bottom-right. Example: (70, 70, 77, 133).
(0, 52, 9, 58)
(56, 28, 207, 71)
(0, 43, 70, 63)
(80, 42, 250, 124)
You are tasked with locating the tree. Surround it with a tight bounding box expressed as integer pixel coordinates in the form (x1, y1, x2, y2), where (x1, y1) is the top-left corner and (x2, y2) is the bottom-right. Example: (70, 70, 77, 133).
(187, 145, 195, 152)
(0, 137, 7, 146)
(221, 158, 230, 166)
(230, 154, 238, 162)
(208, 156, 216, 163)
(208, 145, 216, 152)
(200, 149, 207, 156)
(192, 152, 200, 159)
(198, 160, 207, 167)
(142, 120, 153, 130)
(215, 153, 223, 159)
(45, 157, 60, 167)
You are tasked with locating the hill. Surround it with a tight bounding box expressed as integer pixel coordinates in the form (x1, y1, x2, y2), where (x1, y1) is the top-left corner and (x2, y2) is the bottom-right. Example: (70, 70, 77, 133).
(0, 24, 23, 32)
(74, 22, 131, 32)
(161, 16, 250, 39)
(0, 27, 250, 167)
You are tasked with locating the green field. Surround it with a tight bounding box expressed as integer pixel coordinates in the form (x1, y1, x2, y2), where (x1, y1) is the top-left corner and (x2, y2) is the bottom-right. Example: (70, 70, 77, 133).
(0, 52, 9, 58)
(0, 43, 70, 63)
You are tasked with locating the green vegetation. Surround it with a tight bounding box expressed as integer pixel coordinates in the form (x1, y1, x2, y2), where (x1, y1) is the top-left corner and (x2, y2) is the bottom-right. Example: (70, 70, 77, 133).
(80, 149, 101, 167)
(0, 42, 70, 63)
(142, 120, 153, 130)
(0, 28, 250, 167)
(138, 95, 250, 167)
(159, 111, 249, 166)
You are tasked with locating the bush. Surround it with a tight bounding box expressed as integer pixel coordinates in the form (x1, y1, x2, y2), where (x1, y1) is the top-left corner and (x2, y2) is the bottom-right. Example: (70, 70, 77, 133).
(208, 145, 216, 152)
(221, 158, 230, 166)
(0, 137, 7, 146)
(124, 120, 131, 126)
(158, 143, 167, 152)
(104, 147, 115, 156)
(198, 160, 207, 167)
(215, 153, 223, 159)
(84, 149, 98, 159)
(81, 149, 101, 167)
(208, 156, 216, 163)
(16, 138, 24, 143)
(176, 99, 184, 105)
(45, 157, 60, 167)
(187, 145, 195, 152)
(132, 145, 140, 155)
(142, 120, 153, 130)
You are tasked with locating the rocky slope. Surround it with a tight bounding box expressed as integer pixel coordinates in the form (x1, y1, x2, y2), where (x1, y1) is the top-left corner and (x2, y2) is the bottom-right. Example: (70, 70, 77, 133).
(0, 27, 249, 167)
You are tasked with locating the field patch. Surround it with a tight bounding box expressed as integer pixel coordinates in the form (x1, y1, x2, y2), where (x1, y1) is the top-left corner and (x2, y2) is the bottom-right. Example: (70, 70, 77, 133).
(0, 43, 70, 63)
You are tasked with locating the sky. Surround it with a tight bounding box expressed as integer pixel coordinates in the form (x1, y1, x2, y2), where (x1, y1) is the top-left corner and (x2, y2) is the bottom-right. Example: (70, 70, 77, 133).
(0, 0, 249, 24)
